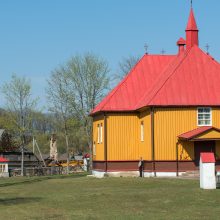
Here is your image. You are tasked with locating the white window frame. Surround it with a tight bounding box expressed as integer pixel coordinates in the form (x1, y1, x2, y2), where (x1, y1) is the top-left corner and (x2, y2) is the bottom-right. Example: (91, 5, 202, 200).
(100, 123, 103, 143)
(140, 121, 144, 142)
(0, 164, 5, 173)
(97, 124, 100, 144)
(197, 107, 212, 126)
(93, 142, 96, 156)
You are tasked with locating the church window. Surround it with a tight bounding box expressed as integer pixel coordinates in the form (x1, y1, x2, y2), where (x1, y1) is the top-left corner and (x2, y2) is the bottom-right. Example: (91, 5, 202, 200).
(141, 121, 144, 142)
(197, 107, 212, 126)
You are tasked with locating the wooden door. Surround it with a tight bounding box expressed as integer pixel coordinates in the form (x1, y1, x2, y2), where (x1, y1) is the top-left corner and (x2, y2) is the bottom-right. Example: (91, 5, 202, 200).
(194, 141, 215, 166)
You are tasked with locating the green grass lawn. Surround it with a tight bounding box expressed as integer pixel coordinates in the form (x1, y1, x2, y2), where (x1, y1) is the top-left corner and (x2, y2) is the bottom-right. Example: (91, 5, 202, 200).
(0, 174, 220, 220)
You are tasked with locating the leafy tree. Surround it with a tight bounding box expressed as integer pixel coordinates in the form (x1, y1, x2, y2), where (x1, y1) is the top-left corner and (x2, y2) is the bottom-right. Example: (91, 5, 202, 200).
(47, 53, 110, 165)
(66, 53, 110, 146)
(47, 66, 75, 173)
(0, 130, 18, 152)
(1, 74, 38, 175)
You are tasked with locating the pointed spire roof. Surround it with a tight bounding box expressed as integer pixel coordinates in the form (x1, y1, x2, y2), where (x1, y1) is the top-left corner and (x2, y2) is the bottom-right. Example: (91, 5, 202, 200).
(186, 8, 198, 31)
(177, 37, 186, 45)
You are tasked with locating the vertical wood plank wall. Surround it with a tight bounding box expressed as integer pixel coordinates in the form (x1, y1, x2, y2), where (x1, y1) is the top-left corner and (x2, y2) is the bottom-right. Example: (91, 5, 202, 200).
(154, 107, 220, 160)
(107, 111, 151, 160)
(92, 107, 220, 162)
(154, 108, 197, 160)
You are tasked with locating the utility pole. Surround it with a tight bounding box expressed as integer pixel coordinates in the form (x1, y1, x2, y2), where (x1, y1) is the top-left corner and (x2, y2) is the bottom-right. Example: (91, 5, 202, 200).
(34, 137, 46, 167)
(33, 137, 35, 153)
(21, 134, 25, 176)
(65, 128, 70, 174)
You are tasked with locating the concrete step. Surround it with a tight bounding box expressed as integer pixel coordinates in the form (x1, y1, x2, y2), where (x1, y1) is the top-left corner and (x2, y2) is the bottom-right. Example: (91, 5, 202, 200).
(180, 170, 200, 179)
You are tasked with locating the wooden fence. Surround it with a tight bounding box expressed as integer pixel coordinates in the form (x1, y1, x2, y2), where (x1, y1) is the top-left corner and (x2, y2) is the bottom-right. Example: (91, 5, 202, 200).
(10, 165, 84, 177)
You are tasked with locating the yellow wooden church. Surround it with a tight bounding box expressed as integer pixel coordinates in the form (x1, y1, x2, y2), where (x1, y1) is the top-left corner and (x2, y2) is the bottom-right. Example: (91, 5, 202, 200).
(91, 7, 220, 177)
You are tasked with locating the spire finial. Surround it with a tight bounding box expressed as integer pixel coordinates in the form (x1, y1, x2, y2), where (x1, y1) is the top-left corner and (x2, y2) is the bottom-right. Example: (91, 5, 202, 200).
(161, 49, 166, 55)
(191, 0, 193, 8)
(144, 43, 148, 54)
(205, 44, 210, 55)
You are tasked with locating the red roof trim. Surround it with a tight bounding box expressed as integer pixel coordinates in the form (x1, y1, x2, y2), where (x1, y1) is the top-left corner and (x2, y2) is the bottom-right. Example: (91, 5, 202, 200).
(178, 126, 220, 140)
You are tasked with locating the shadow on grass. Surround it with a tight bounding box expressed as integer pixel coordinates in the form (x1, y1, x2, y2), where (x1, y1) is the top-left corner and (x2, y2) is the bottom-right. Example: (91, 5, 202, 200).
(0, 197, 42, 206)
(0, 172, 88, 188)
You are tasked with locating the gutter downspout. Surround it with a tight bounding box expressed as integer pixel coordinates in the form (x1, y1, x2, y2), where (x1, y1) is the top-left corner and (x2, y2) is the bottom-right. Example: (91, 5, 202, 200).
(176, 142, 179, 177)
(151, 107, 156, 177)
(104, 113, 108, 173)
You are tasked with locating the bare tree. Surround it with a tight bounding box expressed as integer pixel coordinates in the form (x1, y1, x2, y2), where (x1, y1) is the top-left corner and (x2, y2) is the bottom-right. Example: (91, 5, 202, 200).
(1, 74, 38, 176)
(117, 55, 140, 79)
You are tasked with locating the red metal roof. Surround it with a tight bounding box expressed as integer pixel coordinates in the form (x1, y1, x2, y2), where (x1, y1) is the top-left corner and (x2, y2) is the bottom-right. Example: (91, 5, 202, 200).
(136, 46, 220, 108)
(186, 8, 198, 31)
(177, 126, 220, 140)
(200, 152, 215, 163)
(0, 156, 9, 162)
(91, 8, 220, 115)
(91, 55, 175, 114)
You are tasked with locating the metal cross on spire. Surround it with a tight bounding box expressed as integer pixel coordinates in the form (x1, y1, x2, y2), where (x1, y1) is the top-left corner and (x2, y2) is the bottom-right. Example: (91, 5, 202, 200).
(144, 43, 148, 54)
(191, 0, 193, 8)
(161, 49, 166, 55)
(205, 43, 210, 54)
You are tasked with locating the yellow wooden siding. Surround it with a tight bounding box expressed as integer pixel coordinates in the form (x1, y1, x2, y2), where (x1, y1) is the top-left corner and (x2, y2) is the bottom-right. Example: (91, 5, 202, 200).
(210, 108, 220, 160)
(154, 108, 197, 160)
(154, 107, 220, 160)
(139, 110, 152, 160)
(211, 108, 220, 127)
(196, 130, 220, 139)
(178, 141, 194, 160)
(92, 115, 105, 161)
(107, 111, 151, 160)
(93, 107, 220, 162)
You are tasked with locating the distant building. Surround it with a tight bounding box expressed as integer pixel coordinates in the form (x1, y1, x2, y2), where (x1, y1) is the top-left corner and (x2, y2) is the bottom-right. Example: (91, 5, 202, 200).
(0, 156, 9, 177)
(0, 129, 41, 171)
(91, 7, 220, 177)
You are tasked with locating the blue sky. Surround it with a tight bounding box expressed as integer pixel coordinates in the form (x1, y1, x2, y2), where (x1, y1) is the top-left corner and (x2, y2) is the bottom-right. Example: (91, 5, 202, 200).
(0, 0, 220, 109)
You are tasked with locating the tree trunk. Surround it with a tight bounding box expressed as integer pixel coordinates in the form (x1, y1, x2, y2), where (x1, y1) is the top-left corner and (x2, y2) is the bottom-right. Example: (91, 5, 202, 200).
(65, 131, 70, 174)
(21, 145, 24, 176)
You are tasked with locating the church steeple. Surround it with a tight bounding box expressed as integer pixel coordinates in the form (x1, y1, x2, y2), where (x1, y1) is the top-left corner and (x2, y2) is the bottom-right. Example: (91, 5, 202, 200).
(185, 8, 199, 50)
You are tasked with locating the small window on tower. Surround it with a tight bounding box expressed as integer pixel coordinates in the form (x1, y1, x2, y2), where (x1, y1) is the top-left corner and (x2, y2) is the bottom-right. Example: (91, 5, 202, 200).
(141, 121, 144, 142)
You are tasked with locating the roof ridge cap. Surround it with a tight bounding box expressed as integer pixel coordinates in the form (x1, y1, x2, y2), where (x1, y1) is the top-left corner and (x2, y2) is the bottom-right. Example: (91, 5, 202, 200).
(146, 49, 192, 106)
(134, 56, 178, 109)
(135, 50, 191, 109)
